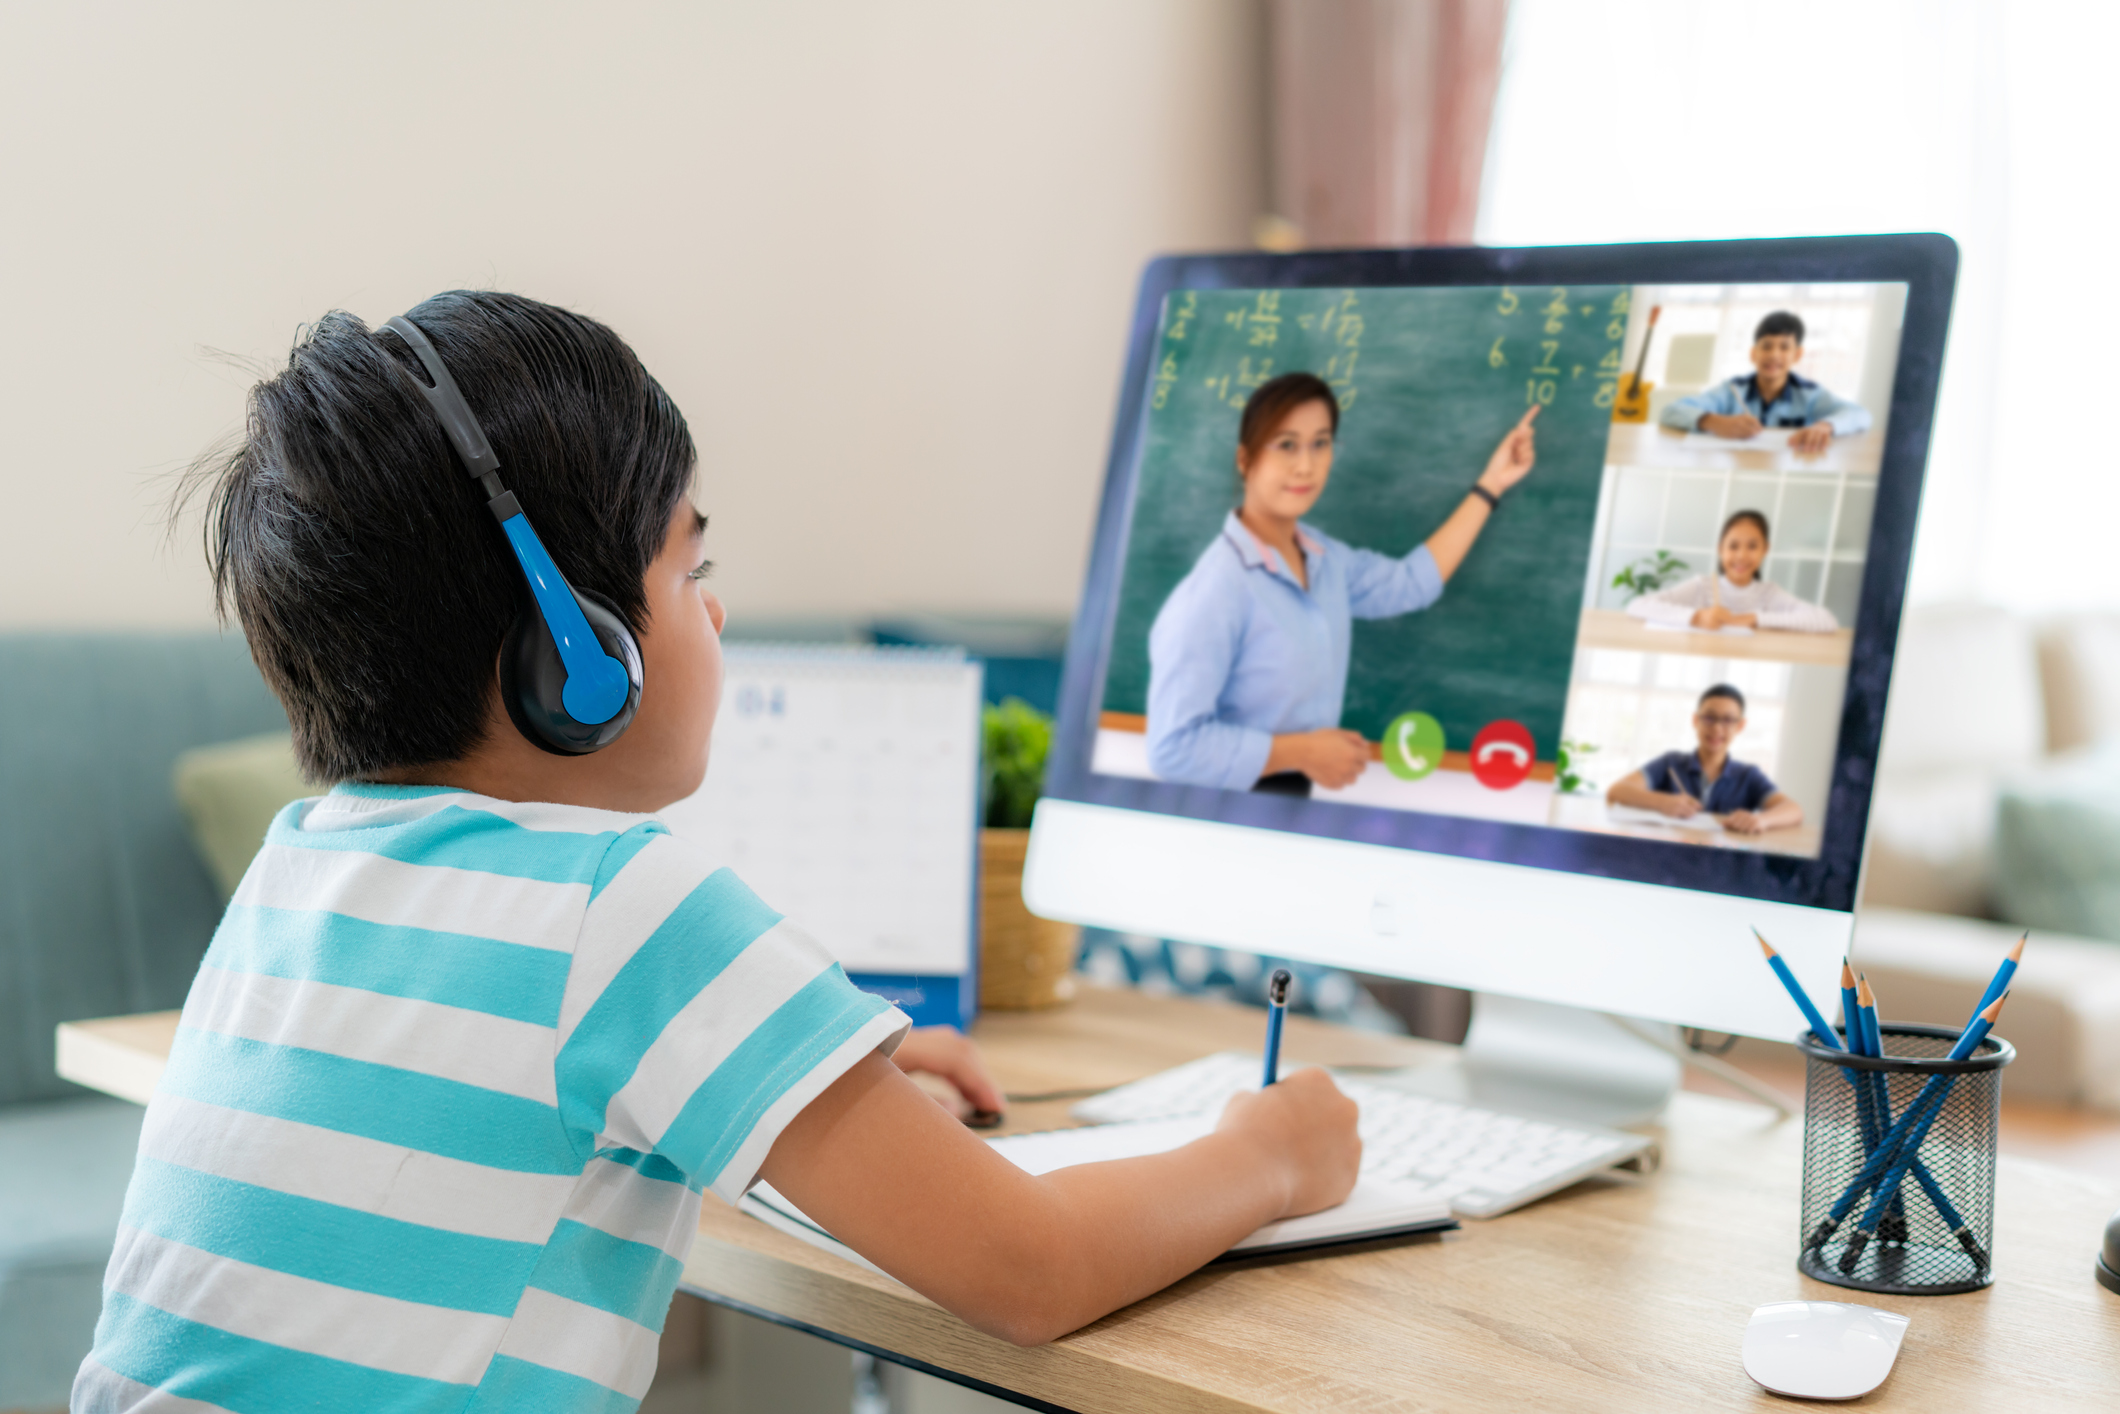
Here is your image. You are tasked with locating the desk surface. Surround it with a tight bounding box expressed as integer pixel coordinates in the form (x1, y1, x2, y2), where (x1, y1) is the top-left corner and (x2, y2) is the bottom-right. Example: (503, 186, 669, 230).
(1545, 792, 1823, 858)
(57, 986, 2120, 1412)
(1578, 608, 1853, 668)
(1604, 421, 1884, 476)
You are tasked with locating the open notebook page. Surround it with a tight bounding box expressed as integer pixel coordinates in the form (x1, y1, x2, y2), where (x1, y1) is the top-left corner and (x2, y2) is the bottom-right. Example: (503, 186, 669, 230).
(744, 1114, 1454, 1273)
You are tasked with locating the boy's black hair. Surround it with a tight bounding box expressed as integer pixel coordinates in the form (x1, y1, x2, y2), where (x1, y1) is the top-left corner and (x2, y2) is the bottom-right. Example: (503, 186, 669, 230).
(189, 291, 697, 782)
(1699, 683, 1747, 714)
(1754, 310, 1805, 346)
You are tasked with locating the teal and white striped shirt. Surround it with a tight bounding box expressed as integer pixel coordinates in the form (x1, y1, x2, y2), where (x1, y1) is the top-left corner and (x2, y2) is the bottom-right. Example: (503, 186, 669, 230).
(74, 784, 909, 1413)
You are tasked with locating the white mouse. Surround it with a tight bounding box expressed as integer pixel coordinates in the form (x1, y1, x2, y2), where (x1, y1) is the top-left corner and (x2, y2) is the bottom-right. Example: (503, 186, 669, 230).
(1743, 1300, 1910, 1400)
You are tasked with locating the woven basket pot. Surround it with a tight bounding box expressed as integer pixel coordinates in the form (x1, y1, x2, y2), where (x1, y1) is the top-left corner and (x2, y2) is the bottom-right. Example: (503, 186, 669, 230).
(978, 828, 1080, 1010)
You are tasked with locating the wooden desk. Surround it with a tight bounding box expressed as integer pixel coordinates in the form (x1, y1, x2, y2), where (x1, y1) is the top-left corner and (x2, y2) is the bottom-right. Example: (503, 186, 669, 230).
(1578, 608, 1853, 668)
(56, 987, 2120, 1411)
(1604, 421, 1884, 476)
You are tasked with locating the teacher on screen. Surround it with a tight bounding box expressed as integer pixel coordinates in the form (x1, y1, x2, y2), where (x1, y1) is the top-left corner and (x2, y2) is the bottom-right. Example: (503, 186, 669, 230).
(1145, 372, 1539, 797)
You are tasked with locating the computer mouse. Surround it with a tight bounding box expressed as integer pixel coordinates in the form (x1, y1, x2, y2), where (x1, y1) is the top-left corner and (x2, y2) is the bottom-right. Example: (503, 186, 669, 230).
(1742, 1300, 1910, 1400)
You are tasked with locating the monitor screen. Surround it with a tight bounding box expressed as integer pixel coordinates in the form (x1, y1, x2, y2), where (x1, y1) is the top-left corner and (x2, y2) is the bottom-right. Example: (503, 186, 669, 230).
(1045, 238, 1954, 920)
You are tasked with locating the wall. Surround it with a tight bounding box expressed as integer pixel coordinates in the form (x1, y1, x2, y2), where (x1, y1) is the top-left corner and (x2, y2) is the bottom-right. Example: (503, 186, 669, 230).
(0, 1, 1267, 630)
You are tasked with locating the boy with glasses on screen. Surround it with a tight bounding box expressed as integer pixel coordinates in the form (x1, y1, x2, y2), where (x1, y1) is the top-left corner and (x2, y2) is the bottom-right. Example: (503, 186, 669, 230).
(1605, 683, 1803, 836)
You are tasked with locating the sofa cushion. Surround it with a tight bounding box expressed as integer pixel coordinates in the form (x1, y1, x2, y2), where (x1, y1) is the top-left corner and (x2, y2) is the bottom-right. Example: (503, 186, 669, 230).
(172, 731, 309, 899)
(1992, 748, 2120, 944)
(0, 632, 285, 1106)
(0, 1096, 143, 1407)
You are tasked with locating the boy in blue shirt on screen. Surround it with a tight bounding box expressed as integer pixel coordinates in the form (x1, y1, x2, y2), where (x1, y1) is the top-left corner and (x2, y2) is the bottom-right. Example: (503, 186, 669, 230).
(1605, 683, 1803, 836)
(1661, 310, 1871, 453)
(74, 291, 1360, 1412)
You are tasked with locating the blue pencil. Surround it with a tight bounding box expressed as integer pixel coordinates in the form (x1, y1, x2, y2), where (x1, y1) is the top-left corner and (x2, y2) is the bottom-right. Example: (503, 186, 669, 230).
(1848, 972, 1904, 1236)
(1756, 931, 1843, 1052)
(1261, 968, 1291, 1087)
(1839, 994, 2006, 1274)
(1861, 972, 1970, 1245)
(1970, 932, 2026, 1021)
(1810, 995, 2005, 1261)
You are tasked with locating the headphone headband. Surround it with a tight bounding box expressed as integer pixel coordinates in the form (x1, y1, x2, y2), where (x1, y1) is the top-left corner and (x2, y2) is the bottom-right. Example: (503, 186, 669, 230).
(382, 316, 504, 485)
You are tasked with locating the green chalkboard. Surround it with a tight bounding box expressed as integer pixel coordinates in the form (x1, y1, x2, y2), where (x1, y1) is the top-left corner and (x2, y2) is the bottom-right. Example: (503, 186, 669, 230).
(1104, 283, 1628, 758)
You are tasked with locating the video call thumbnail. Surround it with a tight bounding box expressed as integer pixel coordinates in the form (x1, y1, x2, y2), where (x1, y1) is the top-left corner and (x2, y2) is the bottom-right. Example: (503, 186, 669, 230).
(1093, 280, 1907, 860)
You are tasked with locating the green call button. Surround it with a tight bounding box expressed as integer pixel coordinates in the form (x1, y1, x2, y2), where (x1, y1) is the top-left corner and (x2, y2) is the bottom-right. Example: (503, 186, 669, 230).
(1382, 711, 1446, 781)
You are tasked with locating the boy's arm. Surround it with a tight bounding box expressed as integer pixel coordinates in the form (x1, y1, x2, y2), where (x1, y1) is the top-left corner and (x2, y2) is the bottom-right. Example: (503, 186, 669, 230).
(1608, 764, 1700, 818)
(1809, 386, 1872, 437)
(760, 1053, 1359, 1346)
(1659, 383, 1729, 431)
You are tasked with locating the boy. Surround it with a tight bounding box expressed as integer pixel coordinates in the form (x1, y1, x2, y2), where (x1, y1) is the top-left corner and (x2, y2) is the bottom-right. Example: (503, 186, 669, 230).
(1660, 310, 1871, 453)
(75, 292, 1359, 1412)
(1605, 683, 1803, 836)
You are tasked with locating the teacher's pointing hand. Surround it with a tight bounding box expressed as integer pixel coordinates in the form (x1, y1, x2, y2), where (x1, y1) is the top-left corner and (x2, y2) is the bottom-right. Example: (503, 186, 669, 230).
(1477, 405, 1539, 496)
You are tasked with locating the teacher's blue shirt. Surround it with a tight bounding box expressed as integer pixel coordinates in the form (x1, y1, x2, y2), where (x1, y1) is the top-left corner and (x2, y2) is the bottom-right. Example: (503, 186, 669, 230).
(1145, 511, 1444, 790)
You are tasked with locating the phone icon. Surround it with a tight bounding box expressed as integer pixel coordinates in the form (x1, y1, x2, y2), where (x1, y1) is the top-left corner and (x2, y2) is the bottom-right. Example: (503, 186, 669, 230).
(1382, 712, 1445, 781)
(1469, 720, 1535, 789)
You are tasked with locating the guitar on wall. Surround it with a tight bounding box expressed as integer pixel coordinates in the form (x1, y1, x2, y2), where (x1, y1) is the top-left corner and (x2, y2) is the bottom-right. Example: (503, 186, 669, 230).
(1611, 304, 1661, 424)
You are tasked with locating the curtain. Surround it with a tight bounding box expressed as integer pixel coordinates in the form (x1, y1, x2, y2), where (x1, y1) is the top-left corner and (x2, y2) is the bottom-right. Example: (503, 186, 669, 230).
(1268, 0, 1513, 247)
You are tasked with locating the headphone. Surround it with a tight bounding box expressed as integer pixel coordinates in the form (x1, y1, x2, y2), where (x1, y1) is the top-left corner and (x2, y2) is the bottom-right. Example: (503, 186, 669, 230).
(382, 314, 643, 755)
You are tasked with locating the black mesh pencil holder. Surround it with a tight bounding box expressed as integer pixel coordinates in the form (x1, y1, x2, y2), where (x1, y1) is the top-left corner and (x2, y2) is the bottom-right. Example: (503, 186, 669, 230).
(1796, 1022, 2013, 1296)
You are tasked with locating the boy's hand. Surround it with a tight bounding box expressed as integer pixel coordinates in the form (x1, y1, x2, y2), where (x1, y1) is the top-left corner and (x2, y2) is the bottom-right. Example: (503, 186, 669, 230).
(1723, 809, 1767, 835)
(1790, 423, 1834, 454)
(1700, 412, 1762, 440)
(1658, 790, 1702, 819)
(1214, 1068, 1361, 1218)
(892, 1026, 1005, 1119)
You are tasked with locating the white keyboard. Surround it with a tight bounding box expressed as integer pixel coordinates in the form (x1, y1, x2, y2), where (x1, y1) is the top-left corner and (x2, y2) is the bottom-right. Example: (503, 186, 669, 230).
(1074, 1052, 1654, 1220)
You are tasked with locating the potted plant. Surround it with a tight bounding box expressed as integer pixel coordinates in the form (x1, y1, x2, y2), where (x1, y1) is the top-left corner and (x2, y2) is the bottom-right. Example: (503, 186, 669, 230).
(979, 698, 1078, 1009)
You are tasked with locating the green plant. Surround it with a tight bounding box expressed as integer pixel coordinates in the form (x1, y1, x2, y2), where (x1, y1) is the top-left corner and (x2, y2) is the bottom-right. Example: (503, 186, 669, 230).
(1611, 549, 1691, 597)
(982, 698, 1054, 829)
(1555, 739, 1599, 795)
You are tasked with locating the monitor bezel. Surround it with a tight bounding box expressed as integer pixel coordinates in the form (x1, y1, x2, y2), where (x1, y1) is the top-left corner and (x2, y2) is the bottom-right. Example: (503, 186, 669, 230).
(1046, 235, 1957, 915)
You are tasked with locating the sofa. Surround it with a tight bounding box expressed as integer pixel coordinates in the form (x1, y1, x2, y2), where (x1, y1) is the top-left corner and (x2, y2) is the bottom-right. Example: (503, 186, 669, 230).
(1852, 604, 2120, 1108)
(0, 633, 286, 1409)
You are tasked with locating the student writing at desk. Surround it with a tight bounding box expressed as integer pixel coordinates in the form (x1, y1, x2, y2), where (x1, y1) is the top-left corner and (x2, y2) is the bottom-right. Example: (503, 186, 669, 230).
(1606, 683, 1803, 836)
(1625, 509, 1838, 633)
(75, 293, 1368, 1411)
(1660, 310, 1871, 454)
(1145, 372, 1539, 796)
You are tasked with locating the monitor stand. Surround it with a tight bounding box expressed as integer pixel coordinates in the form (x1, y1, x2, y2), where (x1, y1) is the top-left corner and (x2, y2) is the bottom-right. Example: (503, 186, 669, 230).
(1368, 992, 1681, 1130)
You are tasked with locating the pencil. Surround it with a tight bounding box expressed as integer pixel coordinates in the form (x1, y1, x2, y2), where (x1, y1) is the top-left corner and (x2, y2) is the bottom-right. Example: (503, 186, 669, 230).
(1810, 994, 2006, 1258)
(1756, 930, 1842, 1051)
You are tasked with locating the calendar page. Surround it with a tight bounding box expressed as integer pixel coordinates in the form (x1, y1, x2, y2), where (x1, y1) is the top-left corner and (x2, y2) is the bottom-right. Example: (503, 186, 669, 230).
(658, 646, 983, 977)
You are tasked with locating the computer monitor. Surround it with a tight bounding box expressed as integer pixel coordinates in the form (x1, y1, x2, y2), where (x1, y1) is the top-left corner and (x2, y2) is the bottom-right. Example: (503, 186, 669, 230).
(1026, 236, 1955, 1114)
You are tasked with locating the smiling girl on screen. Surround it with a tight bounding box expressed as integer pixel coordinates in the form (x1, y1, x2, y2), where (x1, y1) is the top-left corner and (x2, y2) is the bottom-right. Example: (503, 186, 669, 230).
(1624, 510, 1837, 634)
(1144, 372, 1538, 797)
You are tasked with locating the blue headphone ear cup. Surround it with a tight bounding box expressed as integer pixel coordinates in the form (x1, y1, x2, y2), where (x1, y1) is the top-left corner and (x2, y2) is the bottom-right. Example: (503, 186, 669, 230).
(500, 587, 643, 756)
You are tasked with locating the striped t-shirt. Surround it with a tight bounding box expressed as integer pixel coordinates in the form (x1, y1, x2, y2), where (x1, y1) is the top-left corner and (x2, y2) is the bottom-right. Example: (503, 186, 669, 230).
(74, 783, 908, 1414)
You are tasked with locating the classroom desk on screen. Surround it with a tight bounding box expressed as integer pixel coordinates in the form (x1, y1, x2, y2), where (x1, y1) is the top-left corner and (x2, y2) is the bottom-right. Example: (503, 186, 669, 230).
(1545, 793, 1824, 857)
(1577, 608, 1854, 668)
(56, 984, 2120, 1412)
(1604, 421, 1884, 476)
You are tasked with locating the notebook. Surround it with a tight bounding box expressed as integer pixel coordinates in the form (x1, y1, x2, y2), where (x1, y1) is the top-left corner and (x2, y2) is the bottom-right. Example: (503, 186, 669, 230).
(741, 1115, 1457, 1273)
